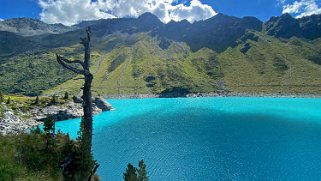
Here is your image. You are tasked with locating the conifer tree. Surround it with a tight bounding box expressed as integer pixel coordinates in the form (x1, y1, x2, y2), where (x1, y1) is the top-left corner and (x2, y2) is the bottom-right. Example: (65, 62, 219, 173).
(64, 91, 69, 100)
(51, 94, 57, 104)
(6, 97, 11, 104)
(137, 160, 148, 181)
(123, 160, 148, 181)
(43, 118, 55, 152)
(124, 163, 138, 181)
(35, 96, 39, 105)
(0, 92, 3, 103)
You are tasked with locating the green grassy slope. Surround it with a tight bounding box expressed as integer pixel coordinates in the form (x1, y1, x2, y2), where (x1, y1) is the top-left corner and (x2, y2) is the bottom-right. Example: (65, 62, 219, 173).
(220, 31, 321, 94)
(45, 33, 222, 96)
(2, 31, 321, 96)
(0, 46, 87, 95)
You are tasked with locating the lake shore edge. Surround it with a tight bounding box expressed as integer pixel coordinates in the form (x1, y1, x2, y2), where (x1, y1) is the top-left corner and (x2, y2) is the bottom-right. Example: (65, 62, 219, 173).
(104, 92, 321, 99)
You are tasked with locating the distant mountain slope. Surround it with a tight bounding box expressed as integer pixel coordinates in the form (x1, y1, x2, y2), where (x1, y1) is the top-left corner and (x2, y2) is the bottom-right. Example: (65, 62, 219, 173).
(76, 13, 263, 52)
(0, 18, 75, 36)
(220, 31, 321, 94)
(45, 33, 222, 96)
(264, 13, 321, 39)
(156, 14, 263, 52)
(1, 13, 321, 96)
(44, 32, 321, 96)
(0, 13, 263, 57)
(0, 31, 38, 57)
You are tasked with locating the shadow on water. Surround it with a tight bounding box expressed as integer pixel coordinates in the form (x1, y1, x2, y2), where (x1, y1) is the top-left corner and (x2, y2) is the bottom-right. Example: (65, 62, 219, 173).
(93, 107, 321, 180)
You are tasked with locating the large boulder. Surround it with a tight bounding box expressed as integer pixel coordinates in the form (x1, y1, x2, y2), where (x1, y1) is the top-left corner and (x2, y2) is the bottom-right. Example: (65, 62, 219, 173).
(72, 96, 83, 103)
(93, 97, 112, 111)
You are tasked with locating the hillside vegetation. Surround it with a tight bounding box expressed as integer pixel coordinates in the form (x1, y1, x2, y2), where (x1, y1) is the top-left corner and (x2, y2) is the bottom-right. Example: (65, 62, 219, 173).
(220, 31, 321, 94)
(45, 32, 321, 96)
(1, 13, 321, 96)
(46, 33, 223, 96)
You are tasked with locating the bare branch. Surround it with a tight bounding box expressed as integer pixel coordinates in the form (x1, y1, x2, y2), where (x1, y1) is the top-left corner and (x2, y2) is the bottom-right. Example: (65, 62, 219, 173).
(56, 54, 85, 75)
(73, 77, 85, 80)
(80, 37, 87, 45)
(58, 56, 84, 68)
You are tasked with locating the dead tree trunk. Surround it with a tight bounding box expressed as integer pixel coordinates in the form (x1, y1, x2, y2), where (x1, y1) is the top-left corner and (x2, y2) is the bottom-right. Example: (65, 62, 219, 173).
(56, 27, 94, 146)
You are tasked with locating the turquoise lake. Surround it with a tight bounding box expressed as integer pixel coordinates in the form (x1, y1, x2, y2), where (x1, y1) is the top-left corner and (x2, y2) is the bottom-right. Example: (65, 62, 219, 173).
(55, 97, 321, 180)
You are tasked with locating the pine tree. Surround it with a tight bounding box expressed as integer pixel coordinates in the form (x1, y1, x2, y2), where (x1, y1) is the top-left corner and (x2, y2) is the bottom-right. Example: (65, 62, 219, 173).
(50, 94, 57, 104)
(124, 163, 138, 181)
(43, 118, 55, 152)
(31, 126, 42, 134)
(43, 118, 55, 133)
(6, 97, 11, 104)
(137, 160, 148, 181)
(0, 92, 3, 103)
(35, 96, 39, 105)
(64, 92, 69, 100)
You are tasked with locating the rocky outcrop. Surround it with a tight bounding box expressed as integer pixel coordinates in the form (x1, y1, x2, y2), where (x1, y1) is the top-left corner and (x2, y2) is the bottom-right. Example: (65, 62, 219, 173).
(32, 97, 113, 121)
(0, 108, 39, 135)
(31, 102, 103, 122)
(72, 96, 83, 103)
(0, 97, 113, 135)
(94, 97, 112, 111)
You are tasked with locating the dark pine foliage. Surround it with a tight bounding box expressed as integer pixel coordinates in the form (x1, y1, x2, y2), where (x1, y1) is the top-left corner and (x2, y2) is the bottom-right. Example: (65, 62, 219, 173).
(0, 92, 3, 103)
(124, 160, 148, 181)
(124, 163, 138, 181)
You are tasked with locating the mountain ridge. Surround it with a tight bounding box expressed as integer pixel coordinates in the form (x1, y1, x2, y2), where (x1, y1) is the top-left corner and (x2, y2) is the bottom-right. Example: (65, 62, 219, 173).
(0, 18, 75, 36)
(264, 13, 321, 39)
(1, 13, 321, 96)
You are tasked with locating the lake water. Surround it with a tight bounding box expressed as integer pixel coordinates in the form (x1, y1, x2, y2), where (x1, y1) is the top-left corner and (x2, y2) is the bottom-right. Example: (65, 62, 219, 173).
(55, 97, 321, 180)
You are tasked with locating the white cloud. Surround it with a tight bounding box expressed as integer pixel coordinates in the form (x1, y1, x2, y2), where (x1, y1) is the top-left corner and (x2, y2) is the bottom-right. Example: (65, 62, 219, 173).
(0, 18, 4, 21)
(169, 0, 216, 22)
(39, 0, 116, 25)
(280, 0, 321, 18)
(38, 0, 217, 26)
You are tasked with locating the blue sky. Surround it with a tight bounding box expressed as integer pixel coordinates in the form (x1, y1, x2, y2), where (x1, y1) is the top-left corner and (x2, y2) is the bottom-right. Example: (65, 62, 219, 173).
(0, 0, 320, 25)
(0, 0, 282, 20)
(208, 0, 283, 20)
(0, 0, 41, 19)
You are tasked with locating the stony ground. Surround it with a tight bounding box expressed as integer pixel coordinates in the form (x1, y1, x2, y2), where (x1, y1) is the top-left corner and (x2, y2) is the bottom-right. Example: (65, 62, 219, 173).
(0, 97, 112, 135)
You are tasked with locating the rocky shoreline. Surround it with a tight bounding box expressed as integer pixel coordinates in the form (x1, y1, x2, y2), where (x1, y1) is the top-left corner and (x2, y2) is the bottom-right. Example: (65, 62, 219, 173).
(0, 109, 40, 135)
(2, 92, 320, 135)
(0, 97, 112, 135)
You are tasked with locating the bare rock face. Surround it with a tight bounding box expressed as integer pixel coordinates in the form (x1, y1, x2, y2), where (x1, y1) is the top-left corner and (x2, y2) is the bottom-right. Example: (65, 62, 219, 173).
(32, 102, 103, 122)
(0, 98, 113, 135)
(72, 96, 83, 103)
(72, 96, 112, 111)
(0, 109, 39, 135)
(93, 97, 112, 111)
(33, 97, 112, 122)
(0, 18, 74, 36)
